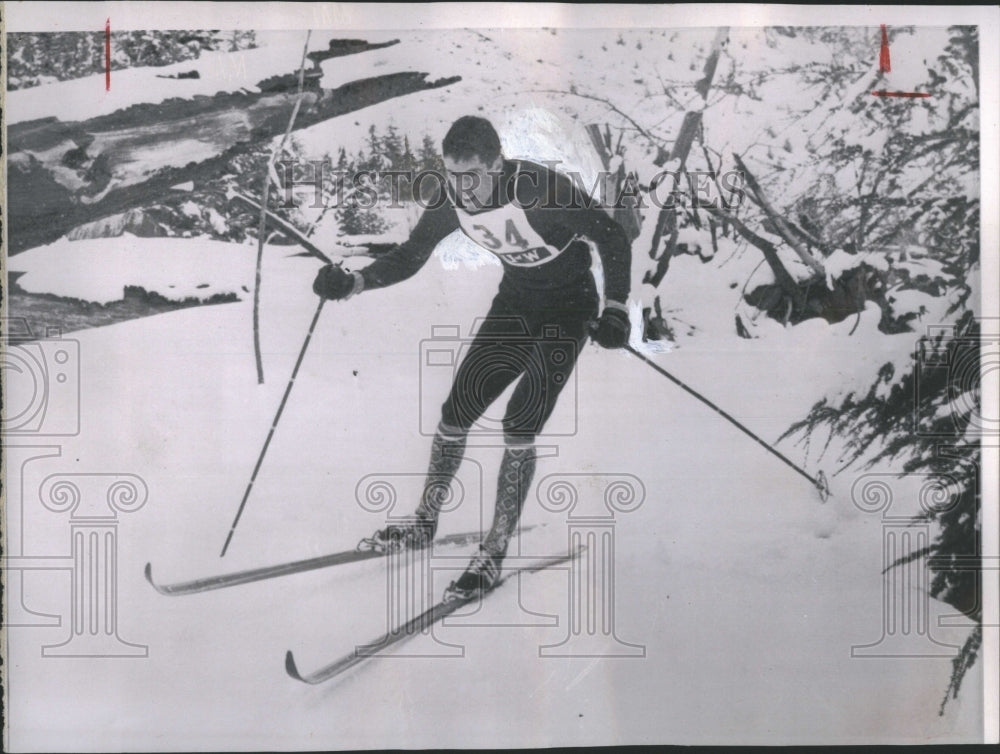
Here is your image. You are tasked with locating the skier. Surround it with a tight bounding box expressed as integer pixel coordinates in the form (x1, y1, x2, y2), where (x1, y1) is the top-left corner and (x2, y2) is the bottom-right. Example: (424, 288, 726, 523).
(312, 116, 632, 600)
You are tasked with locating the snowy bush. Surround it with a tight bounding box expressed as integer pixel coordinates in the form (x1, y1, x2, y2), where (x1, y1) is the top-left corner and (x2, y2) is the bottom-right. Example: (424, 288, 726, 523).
(583, 25, 984, 707)
(782, 310, 983, 712)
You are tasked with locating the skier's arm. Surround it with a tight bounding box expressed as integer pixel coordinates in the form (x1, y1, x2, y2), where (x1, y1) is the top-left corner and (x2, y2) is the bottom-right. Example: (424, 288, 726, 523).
(522, 170, 632, 305)
(574, 206, 632, 347)
(573, 205, 631, 307)
(356, 190, 460, 291)
(518, 167, 631, 348)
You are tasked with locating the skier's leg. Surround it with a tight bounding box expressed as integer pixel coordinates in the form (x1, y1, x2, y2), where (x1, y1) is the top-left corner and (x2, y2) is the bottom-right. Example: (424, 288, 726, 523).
(481, 438, 538, 557)
(482, 289, 596, 557)
(412, 421, 467, 526)
(444, 290, 596, 598)
(478, 339, 578, 559)
(368, 423, 465, 550)
(442, 436, 536, 599)
(438, 316, 530, 437)
(501, 307, 592, 447)
(415, 298, 527, 527)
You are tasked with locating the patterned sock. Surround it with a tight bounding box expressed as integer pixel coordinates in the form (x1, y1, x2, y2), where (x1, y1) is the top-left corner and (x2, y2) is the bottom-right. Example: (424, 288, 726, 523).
(482, 444, 537, 558)
(414, 428, 467, 524)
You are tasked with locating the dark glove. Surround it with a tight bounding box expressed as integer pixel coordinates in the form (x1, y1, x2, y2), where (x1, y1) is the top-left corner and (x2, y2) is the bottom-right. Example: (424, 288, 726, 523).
(312, 264, 359, 300)
(590, 306, 630, 349)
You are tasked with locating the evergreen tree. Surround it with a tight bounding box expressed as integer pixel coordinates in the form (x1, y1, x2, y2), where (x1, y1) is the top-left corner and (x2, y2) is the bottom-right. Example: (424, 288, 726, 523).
(381, 125, 405, 167)
(397, 135, 419, 201)
(418, 133, 445, 173)
(782, 313, 982, 714)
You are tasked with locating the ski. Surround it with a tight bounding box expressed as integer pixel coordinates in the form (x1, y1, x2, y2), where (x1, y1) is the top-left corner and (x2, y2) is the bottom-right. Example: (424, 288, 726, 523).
(285, 547, 585, 685)
(145, 528, 505, 596)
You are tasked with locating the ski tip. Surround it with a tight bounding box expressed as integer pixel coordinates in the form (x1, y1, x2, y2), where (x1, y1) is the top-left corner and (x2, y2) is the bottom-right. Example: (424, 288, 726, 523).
(143, 563, 172, 595)
(143, 562, 165, 592)
(285, 650, 304, 681)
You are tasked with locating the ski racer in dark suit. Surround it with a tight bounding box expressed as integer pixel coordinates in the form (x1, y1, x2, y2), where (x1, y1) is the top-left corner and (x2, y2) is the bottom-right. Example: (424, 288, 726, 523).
(313, 116, 631, 598)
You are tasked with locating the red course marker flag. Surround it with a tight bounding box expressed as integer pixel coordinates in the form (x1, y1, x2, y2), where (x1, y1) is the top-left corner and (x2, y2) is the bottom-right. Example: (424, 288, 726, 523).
(879, 24, 891, 73)
(105, 18, 111, 91)
(871, 24, 930, 98)
(870, 90, 932, 98)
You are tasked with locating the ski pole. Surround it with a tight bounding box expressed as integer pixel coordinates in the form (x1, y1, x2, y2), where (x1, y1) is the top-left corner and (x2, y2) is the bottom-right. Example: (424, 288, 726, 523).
(221, 297, 327, 556)
(252, 30, 312, 385)
(624, 344, 830, 501)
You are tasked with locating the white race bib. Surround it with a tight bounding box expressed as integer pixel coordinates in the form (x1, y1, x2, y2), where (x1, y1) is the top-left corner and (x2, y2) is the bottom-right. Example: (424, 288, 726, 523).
(455, 187, 565, 267)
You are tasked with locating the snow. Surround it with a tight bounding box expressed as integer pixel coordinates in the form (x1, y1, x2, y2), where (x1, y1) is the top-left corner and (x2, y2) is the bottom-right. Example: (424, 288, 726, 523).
(7, 234, 260, 304)
(318, 37, 463, 91)
(3, 23, 987, 751)
(498, 107, 606, 193)
(5, 31, 343, 125)
(888, 288, 937, 317)
(879, 27, 954, 95)
(205, 207, 229, 235)
(5, 229, 980, 748)
(825, 248, 889, 285)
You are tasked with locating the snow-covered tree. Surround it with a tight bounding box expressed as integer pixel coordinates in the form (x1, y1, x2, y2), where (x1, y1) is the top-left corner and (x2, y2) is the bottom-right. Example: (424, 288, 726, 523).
(6, 30, 258, 90)
(553, 26, 982, 708)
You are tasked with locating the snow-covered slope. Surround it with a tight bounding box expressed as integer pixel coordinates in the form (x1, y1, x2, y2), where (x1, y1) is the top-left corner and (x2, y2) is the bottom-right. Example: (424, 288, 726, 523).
(4, 234, 979, 749)
(6, 31, 350, 125)
(8, 234, 259, 304)
(3, 24, 984, 750)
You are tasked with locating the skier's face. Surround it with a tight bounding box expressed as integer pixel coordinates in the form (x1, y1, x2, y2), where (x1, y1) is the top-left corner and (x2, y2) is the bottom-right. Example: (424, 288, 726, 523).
(443, 153, 502, 209)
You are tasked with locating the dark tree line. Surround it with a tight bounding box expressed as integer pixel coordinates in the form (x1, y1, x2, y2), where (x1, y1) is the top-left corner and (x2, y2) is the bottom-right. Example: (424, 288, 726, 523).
(6, 30, 258, 90)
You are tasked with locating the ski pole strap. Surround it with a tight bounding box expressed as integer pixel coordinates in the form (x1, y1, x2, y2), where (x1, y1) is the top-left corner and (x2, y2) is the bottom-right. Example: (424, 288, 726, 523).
(624, 344, 831, 501)
(356, 537, 383, 553)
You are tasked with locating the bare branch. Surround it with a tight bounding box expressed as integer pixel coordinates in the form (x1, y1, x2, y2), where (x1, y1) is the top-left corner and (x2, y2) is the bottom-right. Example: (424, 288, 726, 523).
(733, 154, 825, 276)
(528, 88, 668, 152)
(705, 203, 806, 308)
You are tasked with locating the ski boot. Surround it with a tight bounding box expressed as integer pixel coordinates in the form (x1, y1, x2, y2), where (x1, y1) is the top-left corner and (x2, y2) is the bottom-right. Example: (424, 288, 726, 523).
(358, 515, 436, 553)
(444, 546, 504, 601)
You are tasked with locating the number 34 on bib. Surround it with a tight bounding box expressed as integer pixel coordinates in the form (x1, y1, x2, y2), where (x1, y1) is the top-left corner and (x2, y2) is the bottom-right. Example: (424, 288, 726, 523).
(459, 210, 564, 268)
